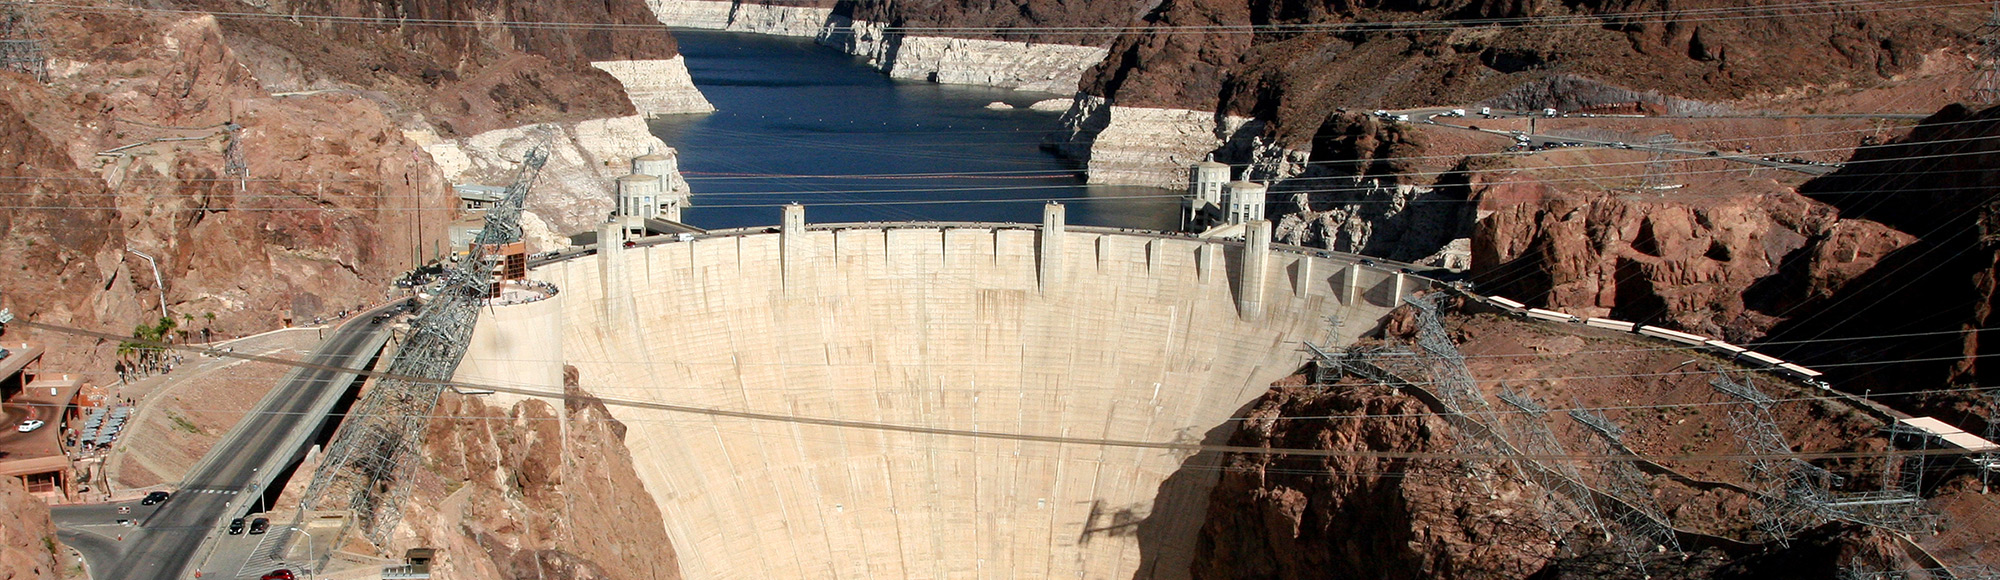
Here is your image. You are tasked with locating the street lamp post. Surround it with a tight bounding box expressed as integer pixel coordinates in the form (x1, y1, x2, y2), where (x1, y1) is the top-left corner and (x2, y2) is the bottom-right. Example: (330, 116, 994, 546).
(124, 248, 168, 321)
(285, 525, 314, 579)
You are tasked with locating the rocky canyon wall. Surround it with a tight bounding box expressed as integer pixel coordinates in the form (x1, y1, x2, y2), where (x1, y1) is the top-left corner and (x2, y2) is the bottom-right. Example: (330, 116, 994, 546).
(0, 0, 710, 375)
(1051, 0, 1978, 186)
(0, 478, 64, 580)
(642, 0, 1116, 92)
(400, 375, 682, 580)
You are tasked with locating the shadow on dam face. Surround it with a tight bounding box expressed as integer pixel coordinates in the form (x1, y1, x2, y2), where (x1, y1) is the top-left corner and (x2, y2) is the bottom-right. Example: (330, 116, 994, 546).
(455, 226, 1420, 579)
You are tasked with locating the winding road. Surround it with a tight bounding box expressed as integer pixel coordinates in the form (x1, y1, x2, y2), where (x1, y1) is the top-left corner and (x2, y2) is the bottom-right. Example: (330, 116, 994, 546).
(53, 304, 399, 580)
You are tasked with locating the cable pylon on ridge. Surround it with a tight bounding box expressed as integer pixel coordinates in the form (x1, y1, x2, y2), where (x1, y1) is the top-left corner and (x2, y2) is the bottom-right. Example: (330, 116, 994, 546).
(1973, 0, 2000, 106)
(285, 147, 548, 565)
(1568, 407, 1685, 561)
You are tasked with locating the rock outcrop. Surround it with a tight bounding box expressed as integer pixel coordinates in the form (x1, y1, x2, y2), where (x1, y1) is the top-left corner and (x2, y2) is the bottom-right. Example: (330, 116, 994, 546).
(1192, 382, 1568, 579)
(1764, 104, 2000, 422)
(1467, 160, 1914, 340)
(1192, 309, 1941, 579)
(0, 0, 704, 371)
(644, 0, 1121, 92)
(591, 59, 717, 117)
(400, 369, 681, 580)
(0, 9, 453, 368)
(0, 479, 63, 580)
(1053, 0, 1976, 185)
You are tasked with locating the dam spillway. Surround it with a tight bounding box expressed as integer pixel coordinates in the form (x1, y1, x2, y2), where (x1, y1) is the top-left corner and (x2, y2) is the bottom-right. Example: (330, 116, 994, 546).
(454, 210, 1426, 579)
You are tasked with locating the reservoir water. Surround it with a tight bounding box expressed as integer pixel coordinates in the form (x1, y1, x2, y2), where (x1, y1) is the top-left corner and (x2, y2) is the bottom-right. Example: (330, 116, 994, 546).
(650, 30, 1181, 231)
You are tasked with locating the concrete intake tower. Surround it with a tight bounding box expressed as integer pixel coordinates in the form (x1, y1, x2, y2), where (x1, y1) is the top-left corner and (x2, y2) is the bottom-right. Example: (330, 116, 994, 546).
(455, 205, 1428, 579)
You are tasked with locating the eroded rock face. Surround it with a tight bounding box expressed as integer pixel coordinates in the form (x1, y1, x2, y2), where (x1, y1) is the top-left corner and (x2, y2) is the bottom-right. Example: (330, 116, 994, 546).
(1083, 0, 1968, 144)
(0, 11, 454, 366)
(1048, 0, 1972, 185)
(189, 0, 674, 136)
(0, 479, 62, 580)
(1, 0, 700, 373)
(1466, 166, 1913, 339)
(1191, 383, 1565, 579)
(403, 368, 680, 580)
(1763, 104, 2000, 423)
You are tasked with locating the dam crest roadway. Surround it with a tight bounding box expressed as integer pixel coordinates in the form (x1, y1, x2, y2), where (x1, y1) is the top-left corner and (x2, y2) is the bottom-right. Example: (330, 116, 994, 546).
(454, 204, 1432, 579)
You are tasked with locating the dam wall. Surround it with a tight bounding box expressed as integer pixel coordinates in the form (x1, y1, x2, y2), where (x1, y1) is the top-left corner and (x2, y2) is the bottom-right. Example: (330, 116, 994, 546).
(458, 217, 1427, 579)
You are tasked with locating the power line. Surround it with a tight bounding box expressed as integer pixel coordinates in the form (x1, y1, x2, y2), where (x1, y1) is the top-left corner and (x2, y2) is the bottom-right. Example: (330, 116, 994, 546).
(17, 0, 1973, 37)
(16, 318, 2000, 463)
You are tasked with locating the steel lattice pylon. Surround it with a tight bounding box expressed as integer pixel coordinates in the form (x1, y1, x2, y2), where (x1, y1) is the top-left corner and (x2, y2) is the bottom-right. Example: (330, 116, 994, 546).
(291, 147, 547, 557)
(1569, 407, 1685, 561)
(1494, 388, 1608, 551)
(1399, 294, 1510, 485)
(0, 3, 48, 82)
(1974, 1, 2000, 106)
(1983, 390, 1999, 489)
(1710, 372, 1833, 545)
(1642, 134, 1677, 190)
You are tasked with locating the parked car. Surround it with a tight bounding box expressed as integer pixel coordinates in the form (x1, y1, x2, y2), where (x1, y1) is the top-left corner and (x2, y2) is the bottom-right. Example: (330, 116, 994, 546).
(141, 491, 171, 506)
(228, 518, 246, 535)
(249, 517, 270, 534)
(259, 570, 294, 580)
(15, 420, 43, 433)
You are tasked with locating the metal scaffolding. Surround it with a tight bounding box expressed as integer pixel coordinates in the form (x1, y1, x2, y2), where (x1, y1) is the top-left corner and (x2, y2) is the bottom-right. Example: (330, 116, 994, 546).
(1568, 407, 1684, 558)
(0, 3, 47, 82)
(294, 148, 547, 553)
(1710, 372, 1833, 545)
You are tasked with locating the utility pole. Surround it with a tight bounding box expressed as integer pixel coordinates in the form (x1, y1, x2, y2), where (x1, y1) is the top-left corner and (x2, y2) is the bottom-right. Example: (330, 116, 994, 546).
(1974, 0, 2000, 106)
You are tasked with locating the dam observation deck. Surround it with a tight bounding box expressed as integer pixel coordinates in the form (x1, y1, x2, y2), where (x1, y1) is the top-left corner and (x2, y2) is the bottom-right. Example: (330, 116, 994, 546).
(455, 204, 1435, 580)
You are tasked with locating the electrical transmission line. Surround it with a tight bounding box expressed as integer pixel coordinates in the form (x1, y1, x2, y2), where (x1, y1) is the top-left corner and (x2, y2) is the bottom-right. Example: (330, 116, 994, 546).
(283, 147, 547, 564)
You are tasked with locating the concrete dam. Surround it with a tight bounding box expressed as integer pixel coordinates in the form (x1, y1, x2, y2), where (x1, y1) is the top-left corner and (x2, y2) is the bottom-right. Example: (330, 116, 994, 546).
(454, 206, 1429, 579)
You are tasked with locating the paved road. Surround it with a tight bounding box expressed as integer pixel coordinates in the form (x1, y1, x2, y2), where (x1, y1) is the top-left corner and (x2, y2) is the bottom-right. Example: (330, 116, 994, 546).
(54, 305, 399, 580)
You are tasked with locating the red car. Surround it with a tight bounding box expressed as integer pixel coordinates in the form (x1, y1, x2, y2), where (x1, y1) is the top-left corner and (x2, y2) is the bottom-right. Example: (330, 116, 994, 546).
(260, 569, 294, 580)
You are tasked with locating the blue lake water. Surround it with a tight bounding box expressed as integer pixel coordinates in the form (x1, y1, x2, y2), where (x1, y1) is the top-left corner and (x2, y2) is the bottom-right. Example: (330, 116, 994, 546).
(650, 30, 1181, 231)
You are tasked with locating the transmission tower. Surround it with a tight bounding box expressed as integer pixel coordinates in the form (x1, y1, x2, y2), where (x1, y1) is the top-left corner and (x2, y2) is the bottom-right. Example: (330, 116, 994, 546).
(1974, 1, 2000, 106)
(1642, 134, 1677, 190)
(1494, 387, 1607, 551)
(0, 4, 47, 82)
(1400, 294, 1512, 485)
(292, 147, 548, 557)
(1568, 407, 1684, 560)
(1710, 372, 1833, 545)
(224, 123, 247, 192)
(1974, 391, 2000, 492)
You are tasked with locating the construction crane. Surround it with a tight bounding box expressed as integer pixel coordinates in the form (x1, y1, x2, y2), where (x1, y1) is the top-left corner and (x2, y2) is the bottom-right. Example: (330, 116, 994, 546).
(290, 147, 548, 557)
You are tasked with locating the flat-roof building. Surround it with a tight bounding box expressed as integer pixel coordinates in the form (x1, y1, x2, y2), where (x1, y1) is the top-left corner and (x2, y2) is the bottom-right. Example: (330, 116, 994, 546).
(0, 342, 83, 503)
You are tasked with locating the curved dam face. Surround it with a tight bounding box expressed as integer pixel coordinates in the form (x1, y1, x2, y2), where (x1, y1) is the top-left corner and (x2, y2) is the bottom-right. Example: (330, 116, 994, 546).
(456, 215, 1424, 579)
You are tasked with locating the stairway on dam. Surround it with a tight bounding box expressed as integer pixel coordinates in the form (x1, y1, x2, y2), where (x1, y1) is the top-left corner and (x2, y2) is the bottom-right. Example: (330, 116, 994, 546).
(454, 208, 1428, 579)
